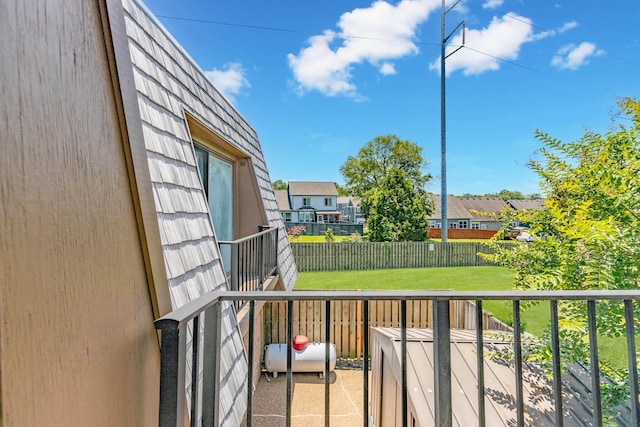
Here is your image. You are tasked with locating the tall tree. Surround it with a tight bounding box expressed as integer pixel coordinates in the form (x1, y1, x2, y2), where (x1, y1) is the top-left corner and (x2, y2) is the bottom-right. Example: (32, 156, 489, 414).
(365, 168, 432, 242)
(485, 97, 640, 415)
(340, 135, 431, 197)
(272, 179, 287, 190)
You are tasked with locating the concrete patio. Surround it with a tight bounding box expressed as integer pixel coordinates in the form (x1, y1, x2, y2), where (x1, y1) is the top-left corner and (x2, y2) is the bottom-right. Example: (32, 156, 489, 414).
(251, 369, 369, 426)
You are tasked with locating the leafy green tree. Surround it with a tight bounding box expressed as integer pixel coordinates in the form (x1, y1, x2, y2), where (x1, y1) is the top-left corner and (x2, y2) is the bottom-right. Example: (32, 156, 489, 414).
(365, 168, 432, 242)
(334, 182, 348, 196)
(340, 135, 431, 198)
(485, 97, 640, 416)
(272, 179, 287, 190)
(324, 227, 335, 243)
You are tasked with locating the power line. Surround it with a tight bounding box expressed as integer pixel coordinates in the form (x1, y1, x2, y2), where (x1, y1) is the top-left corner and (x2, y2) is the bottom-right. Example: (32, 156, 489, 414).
(156, 15, 300, 33)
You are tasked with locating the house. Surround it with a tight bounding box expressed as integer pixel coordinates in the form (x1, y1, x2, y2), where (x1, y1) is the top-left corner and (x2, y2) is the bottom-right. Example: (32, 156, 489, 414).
(287, 181, 340, 223)
(427, 195, 509, 239)
(275, 182, 365, 235)
(507, 198, 546, 212)
(1, 0, 296, 425)
(337, 196, 365, 224)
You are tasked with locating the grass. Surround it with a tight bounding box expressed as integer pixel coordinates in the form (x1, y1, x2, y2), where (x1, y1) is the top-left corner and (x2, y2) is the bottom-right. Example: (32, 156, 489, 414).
(288, 235, 355, 243)
(294, 266, 634, 370)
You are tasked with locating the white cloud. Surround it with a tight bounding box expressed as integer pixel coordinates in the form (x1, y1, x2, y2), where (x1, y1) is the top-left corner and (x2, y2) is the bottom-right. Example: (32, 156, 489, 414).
(551, 42, 605, 70)
(532, 20, 578, 41)
(482, 0, 504, 9)
(288, 0, 441, 97)
(430, 13, 533, 76)
(558, 20, 578, 33)
(379, 62, 397, 75)
(204, 62, 250, 103)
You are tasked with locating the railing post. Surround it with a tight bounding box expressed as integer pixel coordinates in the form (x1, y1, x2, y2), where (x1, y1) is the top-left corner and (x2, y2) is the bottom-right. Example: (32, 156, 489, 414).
(433, 299, 452, 427)
(230, 243, 239, 292)
(157, 320, 186, 427)
(202, 299, 222, 426)
(624, 300, 640, 426)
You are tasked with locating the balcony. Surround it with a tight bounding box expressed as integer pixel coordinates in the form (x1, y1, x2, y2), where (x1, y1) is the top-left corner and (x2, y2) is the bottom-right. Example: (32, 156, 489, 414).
(218, 226, 279, 310)
(155, 290, 640, 426)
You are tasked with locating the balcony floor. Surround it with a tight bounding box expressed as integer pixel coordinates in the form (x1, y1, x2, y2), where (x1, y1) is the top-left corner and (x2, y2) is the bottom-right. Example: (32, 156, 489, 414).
(251, 369, 368, 426)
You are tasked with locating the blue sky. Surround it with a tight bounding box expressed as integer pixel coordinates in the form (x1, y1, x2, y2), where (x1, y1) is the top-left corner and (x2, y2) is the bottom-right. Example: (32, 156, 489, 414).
(143, 0, 639, 196)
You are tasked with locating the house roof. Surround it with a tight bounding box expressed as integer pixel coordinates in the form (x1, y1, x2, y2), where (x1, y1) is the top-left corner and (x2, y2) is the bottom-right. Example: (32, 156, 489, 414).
(288, 181, 338, 196)
(372, 327, 632, 426)
(458, 197, 509, 220)
(274, 190, 291, 210)
(427, 194, 470, 220)
(337, 196, 361, 206)
(508, 199, 546, 211)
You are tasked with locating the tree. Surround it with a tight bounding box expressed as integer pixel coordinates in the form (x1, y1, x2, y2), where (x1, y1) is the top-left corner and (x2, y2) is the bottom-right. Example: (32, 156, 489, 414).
(340, 135, 431, 197)
(485, 97, 640, 416)
(365, 168, 432, 242)
(334, 182, 348, 196)
(272, 179, 287, 190)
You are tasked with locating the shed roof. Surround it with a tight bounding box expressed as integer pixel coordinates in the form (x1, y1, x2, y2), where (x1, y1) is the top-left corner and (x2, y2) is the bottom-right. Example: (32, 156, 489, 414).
(372, 327, 631, 426)
(288, 181, 338, 196)
(274, 190, 291, 210)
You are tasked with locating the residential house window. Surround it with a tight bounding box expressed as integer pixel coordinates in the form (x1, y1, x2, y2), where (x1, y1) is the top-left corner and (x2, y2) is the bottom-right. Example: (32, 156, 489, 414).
(299, 211, 314, 222)
(282, 212, 291, 222)
(324, 197, 332, 206)
(449, 222, 457, 229)
(428, 220, 437, 228)
(302, 197, 311, 206)
(194, 144, 234, 271)
(458, 220, 468, 229)
(471, 222, 480, 230)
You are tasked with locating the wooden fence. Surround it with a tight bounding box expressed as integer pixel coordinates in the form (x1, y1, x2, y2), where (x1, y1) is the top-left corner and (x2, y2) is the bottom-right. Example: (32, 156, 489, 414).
(285, 221, 364, 236)
(263, 299, 511, 359)
(291, 241, 508, 272)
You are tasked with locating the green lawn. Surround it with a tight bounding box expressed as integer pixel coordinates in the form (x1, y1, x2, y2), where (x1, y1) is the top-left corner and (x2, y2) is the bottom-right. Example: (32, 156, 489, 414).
(295, 266, 633, 370)
(288, 235, 357, 243)
(295, 266, 549, 335)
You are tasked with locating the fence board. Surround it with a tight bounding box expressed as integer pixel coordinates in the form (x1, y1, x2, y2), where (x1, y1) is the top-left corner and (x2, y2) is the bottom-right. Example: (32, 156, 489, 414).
(263, 299, 511, 359)
(290, 241, 513, 272)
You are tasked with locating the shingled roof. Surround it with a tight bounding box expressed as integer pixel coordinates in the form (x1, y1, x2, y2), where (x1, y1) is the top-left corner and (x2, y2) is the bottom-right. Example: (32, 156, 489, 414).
(288, 181, 338, 196)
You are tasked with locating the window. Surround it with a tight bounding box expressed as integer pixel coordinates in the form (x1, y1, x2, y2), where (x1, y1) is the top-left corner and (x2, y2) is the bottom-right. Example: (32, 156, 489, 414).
(282, 212, 291, 222)
(458, 220, 468, 229)
(194, 145, 234, 271)
(449, 222, 457, 229)
(429, 220, 437, 228)
(299, 211, 314, 222)
(471, 222, 480, 230)
(302, 197, 311, 206)
(324, 197, 332, 206)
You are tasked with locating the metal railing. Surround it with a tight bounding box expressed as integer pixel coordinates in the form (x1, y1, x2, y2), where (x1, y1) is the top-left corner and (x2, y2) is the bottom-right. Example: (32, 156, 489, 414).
(218, 226, 278, 309)
(155, 290, 640, 427)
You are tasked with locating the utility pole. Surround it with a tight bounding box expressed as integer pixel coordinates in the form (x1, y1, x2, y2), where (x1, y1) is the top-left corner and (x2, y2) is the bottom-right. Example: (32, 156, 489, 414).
(440, 0, 464, 243)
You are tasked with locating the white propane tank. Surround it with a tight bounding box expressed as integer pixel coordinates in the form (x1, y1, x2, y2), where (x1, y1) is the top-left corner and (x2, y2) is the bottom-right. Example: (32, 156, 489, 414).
(264, 342, 337, 377)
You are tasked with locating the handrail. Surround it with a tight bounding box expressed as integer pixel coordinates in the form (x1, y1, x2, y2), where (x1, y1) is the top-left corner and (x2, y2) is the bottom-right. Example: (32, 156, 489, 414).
(217, 226, 275, 246)
(155, 289, 640, 427)
(218, 226, 279, 309)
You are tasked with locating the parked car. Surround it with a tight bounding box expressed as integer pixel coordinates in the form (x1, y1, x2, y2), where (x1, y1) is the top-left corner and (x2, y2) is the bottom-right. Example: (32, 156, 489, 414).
(516, 231, 534, 242)
(504, 226, 526, 240)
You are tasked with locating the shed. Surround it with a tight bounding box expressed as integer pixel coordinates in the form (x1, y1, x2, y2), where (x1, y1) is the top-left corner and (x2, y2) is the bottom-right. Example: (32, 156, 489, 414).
(370, 327, 631, 426)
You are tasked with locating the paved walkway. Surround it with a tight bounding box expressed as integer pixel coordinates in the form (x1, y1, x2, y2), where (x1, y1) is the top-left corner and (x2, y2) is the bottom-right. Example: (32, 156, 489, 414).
(251, 369, 368, 427)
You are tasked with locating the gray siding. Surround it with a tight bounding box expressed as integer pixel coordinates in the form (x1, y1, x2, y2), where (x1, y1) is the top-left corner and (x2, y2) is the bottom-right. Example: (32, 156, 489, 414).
(122, 0, 297, 424)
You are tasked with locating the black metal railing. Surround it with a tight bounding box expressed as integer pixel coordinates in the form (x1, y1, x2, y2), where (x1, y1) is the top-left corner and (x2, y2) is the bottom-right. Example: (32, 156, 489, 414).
(218, 227, 278, 309)
(155, 290, 640, 427)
